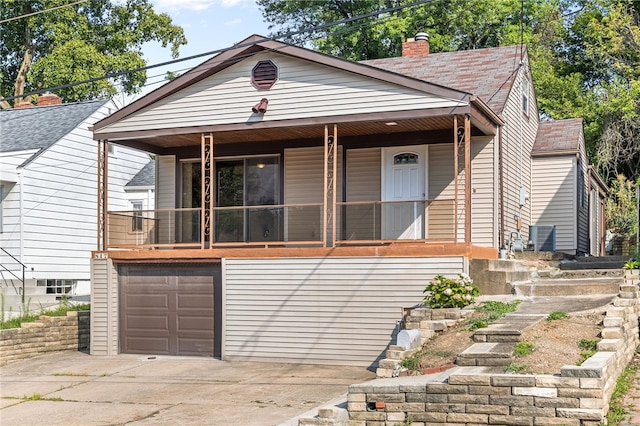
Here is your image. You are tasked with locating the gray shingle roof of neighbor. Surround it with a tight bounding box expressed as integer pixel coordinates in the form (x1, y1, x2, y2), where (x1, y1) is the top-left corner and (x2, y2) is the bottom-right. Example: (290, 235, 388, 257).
(126, 160, 155, 187)
(361, 45, 526, 115)
(0, 99, 107, 154)
(532, 118, 584, 154)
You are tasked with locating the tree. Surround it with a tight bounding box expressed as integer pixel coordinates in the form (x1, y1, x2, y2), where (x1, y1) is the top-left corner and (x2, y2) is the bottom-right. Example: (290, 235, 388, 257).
(259, 0, 640, 183)
(0, 0, 187, 108)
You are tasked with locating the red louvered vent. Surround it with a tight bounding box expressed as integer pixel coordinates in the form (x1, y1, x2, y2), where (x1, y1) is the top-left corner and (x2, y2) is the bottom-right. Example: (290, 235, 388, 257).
(252, 60, 278, 89)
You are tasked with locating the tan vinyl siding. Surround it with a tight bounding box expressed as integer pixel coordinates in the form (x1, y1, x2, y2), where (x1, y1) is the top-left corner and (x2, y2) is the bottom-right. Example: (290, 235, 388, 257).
(156, 156, 176, 243)
(284, 146, 342, 243)
(471, 136, 497, 247)
(428, 144, 456, 240)
(345, 148, 381, 240)
(501, 66, 538, 244)
(531, 156, 576, 252)
(222, 257, 465, 366)
(96, 52, 467, 135)
(90, 257, 117, 355)
(577, 133, 589, 254)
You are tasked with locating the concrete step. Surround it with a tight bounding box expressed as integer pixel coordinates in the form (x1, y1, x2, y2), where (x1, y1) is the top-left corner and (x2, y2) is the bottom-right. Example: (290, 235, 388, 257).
(471, 322, 532, 343)
(537, 269, 624, 279)
(559, 257, 628, 270)
(513, 277, 621, 297)
(456, 342, 514, 367)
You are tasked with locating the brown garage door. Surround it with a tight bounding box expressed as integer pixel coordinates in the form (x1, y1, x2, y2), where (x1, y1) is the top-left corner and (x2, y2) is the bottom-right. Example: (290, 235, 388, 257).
(119, 265, 214, 356)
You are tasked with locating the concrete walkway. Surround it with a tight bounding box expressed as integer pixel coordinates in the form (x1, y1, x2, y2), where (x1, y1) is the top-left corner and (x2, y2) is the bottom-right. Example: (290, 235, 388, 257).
(0, 352, 374, 426)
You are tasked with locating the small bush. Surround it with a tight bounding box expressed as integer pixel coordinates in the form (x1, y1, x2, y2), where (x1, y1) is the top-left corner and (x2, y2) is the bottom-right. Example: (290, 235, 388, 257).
(514, 342, 535, 357)
(423, 273, 480, 309)
(467, 300, 521, 330)
(547, 311, 568, 321)
(504, 363, 527, 373)
(577, 339, 600, 364)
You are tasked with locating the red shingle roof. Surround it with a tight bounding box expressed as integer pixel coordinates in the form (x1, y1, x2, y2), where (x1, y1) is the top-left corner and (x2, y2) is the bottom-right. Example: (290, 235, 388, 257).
(532, 118, 584, 154)
(361, 45, 526, 114)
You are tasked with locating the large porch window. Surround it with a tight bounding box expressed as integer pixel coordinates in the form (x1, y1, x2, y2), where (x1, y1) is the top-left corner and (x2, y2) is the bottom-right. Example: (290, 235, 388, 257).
(214, 156, 281, 243)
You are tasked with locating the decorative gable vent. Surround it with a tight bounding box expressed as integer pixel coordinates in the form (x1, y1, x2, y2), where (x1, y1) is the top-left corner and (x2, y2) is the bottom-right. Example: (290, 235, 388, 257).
(252, 60, 278, 89)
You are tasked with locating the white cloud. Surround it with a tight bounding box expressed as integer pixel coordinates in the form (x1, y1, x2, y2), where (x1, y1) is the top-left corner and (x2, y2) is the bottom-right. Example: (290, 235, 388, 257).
(224, 18, 242, 27)
(153, 0, 216, 12)
(153, 0, 252, 11)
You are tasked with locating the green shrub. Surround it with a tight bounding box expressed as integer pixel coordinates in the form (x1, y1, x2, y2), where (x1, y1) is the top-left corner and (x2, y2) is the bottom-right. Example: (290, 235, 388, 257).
(423, 273, 480, 309)
(514, 342, 535, 357)
(547, 311, 568, 321)
(577, 339, 600, 364)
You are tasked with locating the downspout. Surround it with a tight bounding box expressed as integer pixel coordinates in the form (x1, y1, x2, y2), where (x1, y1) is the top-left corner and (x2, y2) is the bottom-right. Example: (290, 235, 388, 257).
(17, 167, 25, 302)
(498, 126, 505, 251)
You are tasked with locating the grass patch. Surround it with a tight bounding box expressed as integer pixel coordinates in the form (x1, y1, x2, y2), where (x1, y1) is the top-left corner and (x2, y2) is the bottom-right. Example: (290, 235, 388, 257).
(24, 393, 43, 401)
(514, 342, 535, 357)
(1, 302, 90, 330)
(577, 339, 600, 365)
(547, 311, 568, 321)
(504, 363, 528, 373)
(606, 360, 639, 425)
(467, 300, 521, 331)
(399, 348, 452, 372)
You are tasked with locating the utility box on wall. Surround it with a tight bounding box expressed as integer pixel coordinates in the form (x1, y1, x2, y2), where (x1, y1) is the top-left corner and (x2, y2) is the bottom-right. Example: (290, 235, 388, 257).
(529, 225, 556, 252)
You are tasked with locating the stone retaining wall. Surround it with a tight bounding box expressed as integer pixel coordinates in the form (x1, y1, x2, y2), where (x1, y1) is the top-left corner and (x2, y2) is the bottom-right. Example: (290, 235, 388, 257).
(346, 270, 639, 425)
(0, 311, 90, 366)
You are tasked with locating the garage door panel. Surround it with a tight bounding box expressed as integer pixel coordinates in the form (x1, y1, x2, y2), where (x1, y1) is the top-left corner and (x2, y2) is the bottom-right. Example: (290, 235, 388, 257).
(125, 337, 170, 354)
(177, 338, 213, 356)
(126, 315, 170, 330)
(176, 294, 212, 309)
(126, 294, 170, 308)
(120, 265, 215, 357)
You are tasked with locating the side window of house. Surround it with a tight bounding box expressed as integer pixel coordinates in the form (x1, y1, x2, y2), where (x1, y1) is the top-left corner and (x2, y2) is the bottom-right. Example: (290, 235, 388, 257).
(522, 77, 530, 116)
(132, 201, 143, 232)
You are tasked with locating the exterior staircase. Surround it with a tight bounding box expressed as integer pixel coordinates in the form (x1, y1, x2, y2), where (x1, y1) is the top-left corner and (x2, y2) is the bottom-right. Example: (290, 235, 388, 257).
(512, 255, 627, 297)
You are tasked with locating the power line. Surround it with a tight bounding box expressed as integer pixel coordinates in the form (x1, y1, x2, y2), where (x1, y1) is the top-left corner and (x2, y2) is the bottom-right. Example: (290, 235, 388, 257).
(0, 0, 436, 103)
(0, 0, 89, 24)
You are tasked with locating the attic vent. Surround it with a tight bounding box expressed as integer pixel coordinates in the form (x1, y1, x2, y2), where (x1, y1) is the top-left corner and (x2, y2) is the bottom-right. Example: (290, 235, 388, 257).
(252, 60, 278, 89)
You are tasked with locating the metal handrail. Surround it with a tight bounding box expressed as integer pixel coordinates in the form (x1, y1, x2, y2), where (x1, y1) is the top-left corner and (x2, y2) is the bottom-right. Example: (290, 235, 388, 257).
(0, 247, 27, 304)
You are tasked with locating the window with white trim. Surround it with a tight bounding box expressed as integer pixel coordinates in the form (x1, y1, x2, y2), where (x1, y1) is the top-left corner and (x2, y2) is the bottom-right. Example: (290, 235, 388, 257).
(37, 279, 75, 295)
(522, 77, 530, 116)
(132, 201, 143, 232)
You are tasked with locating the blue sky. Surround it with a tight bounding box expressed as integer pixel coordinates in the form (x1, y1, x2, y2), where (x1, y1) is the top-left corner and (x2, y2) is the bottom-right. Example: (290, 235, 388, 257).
(140, 0, 271, 94)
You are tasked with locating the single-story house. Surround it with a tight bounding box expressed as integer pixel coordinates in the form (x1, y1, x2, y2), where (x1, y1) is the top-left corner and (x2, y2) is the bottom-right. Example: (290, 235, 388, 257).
(88, 34, 605, 366)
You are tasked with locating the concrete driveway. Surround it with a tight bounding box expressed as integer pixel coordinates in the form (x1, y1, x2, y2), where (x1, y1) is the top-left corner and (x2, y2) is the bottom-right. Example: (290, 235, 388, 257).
(0, 352, 374, 426)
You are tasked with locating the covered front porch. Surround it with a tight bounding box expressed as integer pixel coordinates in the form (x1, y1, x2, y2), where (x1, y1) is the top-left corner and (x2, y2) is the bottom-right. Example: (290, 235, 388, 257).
(97, 112, 498, 259)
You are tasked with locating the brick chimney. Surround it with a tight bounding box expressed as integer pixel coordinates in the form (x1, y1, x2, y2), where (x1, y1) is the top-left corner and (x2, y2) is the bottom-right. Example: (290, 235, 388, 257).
(37, 93, 63, 106)
(14, 101, 33, 109)
(402, 32, 430, 57)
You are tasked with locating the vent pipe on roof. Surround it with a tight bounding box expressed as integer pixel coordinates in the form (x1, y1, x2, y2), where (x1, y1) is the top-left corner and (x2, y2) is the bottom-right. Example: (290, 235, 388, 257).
(402, 32, 430, 57)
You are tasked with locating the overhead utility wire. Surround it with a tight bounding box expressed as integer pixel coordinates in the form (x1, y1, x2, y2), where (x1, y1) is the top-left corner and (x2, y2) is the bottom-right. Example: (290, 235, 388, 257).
(0, 0, 435, 103)
(130, 8, 406, 93)
(0, 0, 89, 24)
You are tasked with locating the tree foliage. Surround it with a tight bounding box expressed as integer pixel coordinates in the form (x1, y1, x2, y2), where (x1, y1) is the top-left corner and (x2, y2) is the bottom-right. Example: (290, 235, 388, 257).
(258, 0, 640, 183)
(0, 0, 187, 107)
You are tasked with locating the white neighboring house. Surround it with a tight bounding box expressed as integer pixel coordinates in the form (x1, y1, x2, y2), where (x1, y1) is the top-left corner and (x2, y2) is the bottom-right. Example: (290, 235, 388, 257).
(0, 95, 150, 311)
(124, 160, 156, 237)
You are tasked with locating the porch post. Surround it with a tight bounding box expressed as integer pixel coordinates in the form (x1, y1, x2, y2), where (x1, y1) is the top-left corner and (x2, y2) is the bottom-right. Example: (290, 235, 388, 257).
(97, 139, 108, 251)
(202, 133, 213, 249)
(323, 125, 328, 247)
(332, 124, 338, 246)
(464, 114, 472, 244)
(453, 117, 459, 243)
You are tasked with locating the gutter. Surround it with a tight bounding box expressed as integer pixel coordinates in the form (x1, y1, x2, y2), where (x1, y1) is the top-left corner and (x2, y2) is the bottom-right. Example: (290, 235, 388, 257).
(470, 96, 504, 126)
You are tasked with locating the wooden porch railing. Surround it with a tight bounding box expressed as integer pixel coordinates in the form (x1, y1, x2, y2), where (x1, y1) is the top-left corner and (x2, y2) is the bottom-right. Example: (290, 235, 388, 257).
(105, 199, 456, 249)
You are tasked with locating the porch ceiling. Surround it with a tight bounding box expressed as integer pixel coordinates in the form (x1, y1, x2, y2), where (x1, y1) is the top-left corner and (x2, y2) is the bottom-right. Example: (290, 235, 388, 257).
(108, 114, 467, 153)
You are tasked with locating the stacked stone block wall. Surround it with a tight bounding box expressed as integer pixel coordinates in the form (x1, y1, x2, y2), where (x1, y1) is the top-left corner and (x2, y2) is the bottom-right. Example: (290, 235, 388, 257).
(348, 273, 639, 425)
(0, 311, 90, 366)
(376, 307, 474, 378)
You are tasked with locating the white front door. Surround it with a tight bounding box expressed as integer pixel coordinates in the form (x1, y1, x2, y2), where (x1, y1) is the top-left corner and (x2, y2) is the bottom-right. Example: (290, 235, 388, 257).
(382, 146, 427, 239)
